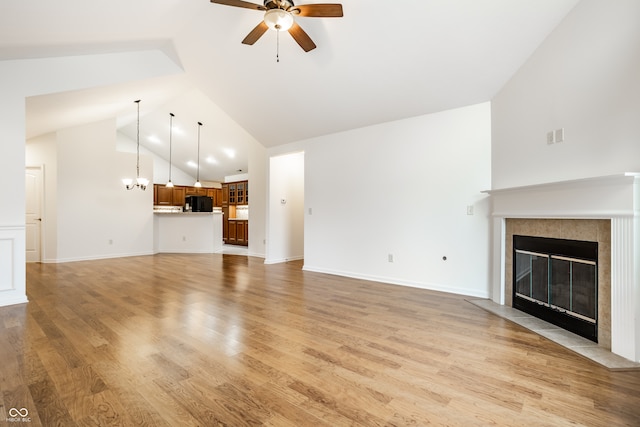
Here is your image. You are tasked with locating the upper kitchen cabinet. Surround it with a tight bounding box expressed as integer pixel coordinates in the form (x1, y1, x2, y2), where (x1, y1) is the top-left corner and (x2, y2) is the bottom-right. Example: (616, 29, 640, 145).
(222, 181, 248, 206)
(206, 188, 222, 207)
(172, 186, 186, 207)
(228, 183, 237, 205)
(155, 185, 173, 205)
(187, 187, 207, 197)
(153, 184, 218, 207)
(237, 182, 247, 205)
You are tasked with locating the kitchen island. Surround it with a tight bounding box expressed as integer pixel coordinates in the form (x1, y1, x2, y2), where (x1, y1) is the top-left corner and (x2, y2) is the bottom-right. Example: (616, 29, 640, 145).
(154, 210, 223, 254)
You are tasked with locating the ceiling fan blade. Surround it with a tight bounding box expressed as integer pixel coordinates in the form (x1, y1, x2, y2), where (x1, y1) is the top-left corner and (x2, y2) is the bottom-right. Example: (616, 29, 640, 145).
(242, 21, 269, 45)
(288, 22, 317, 52)
(210, 0, 266, 11)
(293, 4, 343, 17)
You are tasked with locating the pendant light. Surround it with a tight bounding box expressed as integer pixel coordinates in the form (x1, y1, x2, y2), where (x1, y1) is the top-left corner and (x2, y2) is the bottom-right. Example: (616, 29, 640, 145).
(123, 100, 149, 191)
(194, 121, 203, 188)
(166, 112, 175, 188)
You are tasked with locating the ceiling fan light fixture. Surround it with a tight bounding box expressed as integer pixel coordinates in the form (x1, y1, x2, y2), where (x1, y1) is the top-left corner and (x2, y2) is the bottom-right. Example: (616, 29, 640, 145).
(264, 9, 293, 31)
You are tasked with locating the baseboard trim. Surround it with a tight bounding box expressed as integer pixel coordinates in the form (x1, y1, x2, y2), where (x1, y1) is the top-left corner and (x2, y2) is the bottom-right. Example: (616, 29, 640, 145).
(302, 265, 490, 299)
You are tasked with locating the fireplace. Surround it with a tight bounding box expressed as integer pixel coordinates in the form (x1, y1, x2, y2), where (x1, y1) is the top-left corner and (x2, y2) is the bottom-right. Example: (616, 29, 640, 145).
(486, 173, 640, 363)
(513, 235, 598, 342)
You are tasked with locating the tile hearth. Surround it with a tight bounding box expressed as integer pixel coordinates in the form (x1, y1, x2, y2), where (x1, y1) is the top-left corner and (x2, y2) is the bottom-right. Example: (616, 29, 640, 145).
(468, 299, 640, 371)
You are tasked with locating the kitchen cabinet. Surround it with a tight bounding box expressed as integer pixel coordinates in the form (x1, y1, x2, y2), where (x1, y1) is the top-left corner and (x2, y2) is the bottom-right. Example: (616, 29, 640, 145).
(220, 180, 249, 245)
(221, 184, 229, 207)
(228, 183, 237, 205)
(222, 180, 248, 206)
(237, 182, 246, 205)
(225, 220, 248, 246)
(155, 185, 173, 205)
(154, 184, 219, 207)
(236, 220, 248, 245)
(206, 188, 222, 207)
(172, 187, 186, 207)
(187, 187, 207, 197)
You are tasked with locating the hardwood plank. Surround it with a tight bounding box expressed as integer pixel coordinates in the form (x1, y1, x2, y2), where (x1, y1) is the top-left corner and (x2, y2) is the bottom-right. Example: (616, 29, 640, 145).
(0, 255, 635, 426)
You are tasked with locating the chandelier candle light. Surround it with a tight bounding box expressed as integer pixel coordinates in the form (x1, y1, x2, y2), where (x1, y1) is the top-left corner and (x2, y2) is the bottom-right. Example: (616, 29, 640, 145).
(123, 100, 149, 191)
(166, 112, 175, 188)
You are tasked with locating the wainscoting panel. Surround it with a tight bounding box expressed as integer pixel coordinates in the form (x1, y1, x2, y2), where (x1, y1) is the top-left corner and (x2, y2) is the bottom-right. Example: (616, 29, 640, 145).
(0, 226, 28, 307)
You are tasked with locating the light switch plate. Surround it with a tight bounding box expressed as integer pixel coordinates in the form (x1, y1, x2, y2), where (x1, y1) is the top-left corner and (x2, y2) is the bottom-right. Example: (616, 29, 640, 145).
(547, 131, 555, 144)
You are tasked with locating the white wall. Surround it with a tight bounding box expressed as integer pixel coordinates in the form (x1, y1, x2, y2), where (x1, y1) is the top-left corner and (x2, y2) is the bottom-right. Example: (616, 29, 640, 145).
(56, 119, 154, 262)
(269, 102, 492, 297)
(492, 0, 640, 189)
(266, 152, 304, 264)
(116, 131, 196, 187)
(0, 49, 182, 307)
(247, 140, 267, 258)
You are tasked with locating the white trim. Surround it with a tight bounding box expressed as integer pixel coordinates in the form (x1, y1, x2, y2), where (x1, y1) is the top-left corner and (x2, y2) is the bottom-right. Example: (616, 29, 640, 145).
(302, 264, 490, 299)
(264, 255, 303, 265)
(488, 174, 640, 362)
(0, 225, 28, 307)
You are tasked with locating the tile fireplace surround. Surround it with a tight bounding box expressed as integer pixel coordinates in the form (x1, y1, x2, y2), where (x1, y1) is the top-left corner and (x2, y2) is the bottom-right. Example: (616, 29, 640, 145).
(486, 173, 640, 363)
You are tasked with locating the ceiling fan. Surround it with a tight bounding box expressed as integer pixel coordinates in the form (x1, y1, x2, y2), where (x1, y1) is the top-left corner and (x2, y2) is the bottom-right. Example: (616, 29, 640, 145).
(210, 0, 343, 52)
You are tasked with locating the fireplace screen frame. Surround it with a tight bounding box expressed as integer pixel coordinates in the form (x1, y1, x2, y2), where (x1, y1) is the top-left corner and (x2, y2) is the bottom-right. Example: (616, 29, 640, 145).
(513, 235, 598, 342)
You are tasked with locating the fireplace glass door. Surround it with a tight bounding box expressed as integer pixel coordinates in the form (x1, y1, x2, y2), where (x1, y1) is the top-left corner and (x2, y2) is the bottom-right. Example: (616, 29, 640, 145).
(516, 251, 597, 324)
(513, 235, 598, 342)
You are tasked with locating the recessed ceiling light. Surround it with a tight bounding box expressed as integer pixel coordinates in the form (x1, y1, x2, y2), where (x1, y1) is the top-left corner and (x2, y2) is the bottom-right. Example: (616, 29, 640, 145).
(223, 148, 236, 159)
(187, 161, 197, 169)
(147, 135, 161, 144)
(206, 156, 218, 164)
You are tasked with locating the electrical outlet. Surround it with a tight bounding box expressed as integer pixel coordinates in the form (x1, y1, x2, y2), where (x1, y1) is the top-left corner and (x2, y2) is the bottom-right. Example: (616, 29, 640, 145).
(466, 205, 474, 215)
(555, 128, 565, 143)
(388, 254, 394, 263)
(108, 239, 113, 245)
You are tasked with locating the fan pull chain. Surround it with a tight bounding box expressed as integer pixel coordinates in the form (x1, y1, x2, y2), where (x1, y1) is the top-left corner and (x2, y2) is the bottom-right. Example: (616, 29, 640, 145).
(276, 29, 280, 63)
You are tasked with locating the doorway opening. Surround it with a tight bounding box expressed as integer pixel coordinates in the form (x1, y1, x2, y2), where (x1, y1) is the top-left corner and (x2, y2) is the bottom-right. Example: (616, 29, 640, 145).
(25, 166, 43, 263)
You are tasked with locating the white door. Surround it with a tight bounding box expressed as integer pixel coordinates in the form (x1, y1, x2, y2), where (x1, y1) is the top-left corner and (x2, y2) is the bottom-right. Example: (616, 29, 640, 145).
(25, 166, 43, 263)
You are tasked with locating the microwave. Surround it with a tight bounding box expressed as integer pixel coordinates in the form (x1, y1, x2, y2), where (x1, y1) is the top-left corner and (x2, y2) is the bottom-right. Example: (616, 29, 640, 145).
(185, 195, 213, 212)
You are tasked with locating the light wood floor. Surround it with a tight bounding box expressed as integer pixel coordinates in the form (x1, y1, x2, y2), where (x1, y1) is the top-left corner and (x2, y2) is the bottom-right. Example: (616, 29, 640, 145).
(1, 254, 639, 426)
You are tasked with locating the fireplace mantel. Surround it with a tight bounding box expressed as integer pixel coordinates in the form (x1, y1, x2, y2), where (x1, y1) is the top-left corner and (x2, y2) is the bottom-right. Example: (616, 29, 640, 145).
(485, 173, 640, 362)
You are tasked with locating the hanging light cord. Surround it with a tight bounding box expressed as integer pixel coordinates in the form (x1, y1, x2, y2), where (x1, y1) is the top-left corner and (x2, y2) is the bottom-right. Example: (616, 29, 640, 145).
(277, 29, 280, 63)
(196, 122, 203, 183)
(169, 113, 174, 183)
(135, 100, 141, 179)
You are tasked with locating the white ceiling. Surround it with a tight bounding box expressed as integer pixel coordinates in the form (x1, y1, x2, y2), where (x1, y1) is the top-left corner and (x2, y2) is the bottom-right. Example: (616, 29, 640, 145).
(2, 0, 579, 182)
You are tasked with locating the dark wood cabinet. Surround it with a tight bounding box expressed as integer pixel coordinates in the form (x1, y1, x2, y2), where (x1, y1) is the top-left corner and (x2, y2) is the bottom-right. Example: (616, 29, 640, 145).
(187, 187, 207, 197)
(228, 183, 237, 205)
(237, 182, 245, 205)
(172, 187, 185, 207)
(225, 220, 247, 246)
(154, 184, 220, 207)
(227, 220, 237, 243)
(221, 184, 229, 207)
(155, 185, 173, 205)
(236, 220, 248, 245)
(207, 188, 222, 207)
(220, 180, 249, 246)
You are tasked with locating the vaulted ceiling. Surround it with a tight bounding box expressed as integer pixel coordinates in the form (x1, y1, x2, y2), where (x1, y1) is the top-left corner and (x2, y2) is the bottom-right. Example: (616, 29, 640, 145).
(1, 0, 579, 181)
